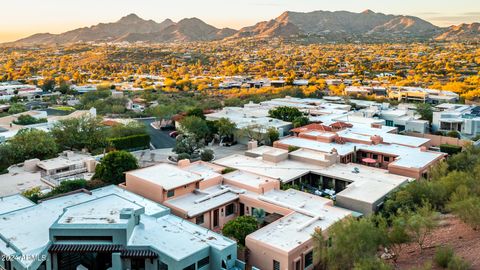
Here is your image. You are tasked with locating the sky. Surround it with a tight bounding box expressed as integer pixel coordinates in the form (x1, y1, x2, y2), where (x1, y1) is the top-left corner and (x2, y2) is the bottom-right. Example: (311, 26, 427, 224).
(1, 0, 479, 42)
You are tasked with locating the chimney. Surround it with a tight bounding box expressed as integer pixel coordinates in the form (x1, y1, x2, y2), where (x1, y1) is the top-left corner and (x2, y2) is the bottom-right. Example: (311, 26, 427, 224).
(371, 135, 383, 145)
(178, 159, 191, 168)
(248, 140, 258, 150)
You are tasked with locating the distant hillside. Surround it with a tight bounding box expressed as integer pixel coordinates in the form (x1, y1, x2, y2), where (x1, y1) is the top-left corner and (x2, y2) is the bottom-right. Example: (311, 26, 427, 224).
(233, 10, 441, 39)
(13, 14, 236, 44)
(9, 11, 480, 45)
(434, 23, 480, 41)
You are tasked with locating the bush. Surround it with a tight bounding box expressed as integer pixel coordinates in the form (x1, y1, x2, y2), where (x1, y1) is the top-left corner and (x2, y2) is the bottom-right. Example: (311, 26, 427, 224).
(447, 256, 470, 270)
(13, 114, 47, 125)
(200, 149, 214, 161)
(108, 134, 150, 151)
(288, 146, 300, 152)
(22, 179, 96, 203)
(221, 167, 236, 174)
(446, 131, 461, 139)
(440, 144, 462, 156)
(177, 153, 191, 161)
(434, 246, 454, 268)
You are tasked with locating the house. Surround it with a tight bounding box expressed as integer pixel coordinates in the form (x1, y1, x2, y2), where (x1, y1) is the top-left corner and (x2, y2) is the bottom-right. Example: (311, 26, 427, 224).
(0, 186, 243, 270)
(432, 104, 480, 138)
(35, 151, 97, 186)
(272, 123, 444, 179)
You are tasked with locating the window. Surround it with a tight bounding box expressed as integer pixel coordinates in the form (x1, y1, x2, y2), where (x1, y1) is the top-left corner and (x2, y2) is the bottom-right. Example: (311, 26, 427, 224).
(159, 261, 168, 270)
(304, 251, 313, 269)
(273, 260, 280, 270)
(183, 263, 195, 270)
(167, 190, 175, 198)
(385, 120, 394, 127)
(372, 154, 378, 160)
(226, 203, 235, 216)
(227, 255, 232, 260)
(198, 256, 209, 268)
(196, 215, 204, 225)
(383, 156, 390, 162)
(361, 152, 367, 158)
(131, 258, 146, 270)
(295, 260, 301, 270)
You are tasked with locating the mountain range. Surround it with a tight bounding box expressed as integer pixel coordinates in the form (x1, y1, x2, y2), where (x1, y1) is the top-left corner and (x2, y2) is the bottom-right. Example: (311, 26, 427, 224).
(10, 10, 480, 45)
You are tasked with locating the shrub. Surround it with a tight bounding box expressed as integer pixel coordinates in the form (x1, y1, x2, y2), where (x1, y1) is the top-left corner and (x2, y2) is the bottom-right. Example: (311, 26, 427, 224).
(447, 256, 470, 270)
(434, 246, 454, 268)
(108, 134, 150, 151)
(177, 153, 191, 161)
(440, 144, 462, 156)
(221, 167, 236, 174)
(200, 149, 214, 161)
(446, 131, 460, 139)
(288, 146, 300, 152)
(13, 114, 48, 125)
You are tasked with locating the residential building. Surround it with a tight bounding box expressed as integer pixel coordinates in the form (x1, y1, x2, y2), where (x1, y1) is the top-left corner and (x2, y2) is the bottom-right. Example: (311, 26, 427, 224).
(432, 104, 480, 137)
(35, 151, 97, 186)
(272, 123, 444, 179)
(0, 186, 243, 270)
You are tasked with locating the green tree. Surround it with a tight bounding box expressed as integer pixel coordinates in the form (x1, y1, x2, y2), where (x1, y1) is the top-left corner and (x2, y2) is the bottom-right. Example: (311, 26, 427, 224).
(215, 118, 237, 141)
(200, 149, 214, 161)
(266, 127, 279, 146)
(405, 203, 439, 251)
(94, 151, 138, 184)
(268, 106, 303, 122)
(447, 186, 480, 230)
(325, 217, 386, 270)
(415, 103, 433, 123)
(9, 129, 58, 161)
(173, 135, 205, 156)
(179, 116, 209, 141)
(292, 116, 310, 128)
(186, 107, 205, 120)
(222, 216, 258, 246)
(51, 116, 107, 152)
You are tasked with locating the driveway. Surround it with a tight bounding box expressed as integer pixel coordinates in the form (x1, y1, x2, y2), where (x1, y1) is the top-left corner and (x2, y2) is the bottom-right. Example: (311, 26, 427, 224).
(137, 119, 176, 149)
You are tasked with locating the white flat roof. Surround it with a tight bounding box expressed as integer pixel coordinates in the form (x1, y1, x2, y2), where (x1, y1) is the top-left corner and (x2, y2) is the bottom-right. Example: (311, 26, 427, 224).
(215, 154, 324, 182)
(129, 214, 235, 261)
(278, 137, 442, 169)
(223, 170, 277, 189)
(247, 189, 352, 252)
(57, 195, 143, 225)
(127, 163, 203, 190)
(0, 186, 168, 268)
(245, 145, 288, 156)
(37, 152, 93, 171)
(182, 162, 223, 180)
(165, 185, 239, 217)
(0, 194, 34, 215)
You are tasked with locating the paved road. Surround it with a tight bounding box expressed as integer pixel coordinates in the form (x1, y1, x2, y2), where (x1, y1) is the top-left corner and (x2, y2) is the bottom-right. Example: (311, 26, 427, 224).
(138, 119, 175, 149)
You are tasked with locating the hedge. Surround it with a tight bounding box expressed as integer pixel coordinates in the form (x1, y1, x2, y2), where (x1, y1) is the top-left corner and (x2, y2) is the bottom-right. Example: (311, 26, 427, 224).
(440, 144, 462, 156)
(108, 133, 150, 151)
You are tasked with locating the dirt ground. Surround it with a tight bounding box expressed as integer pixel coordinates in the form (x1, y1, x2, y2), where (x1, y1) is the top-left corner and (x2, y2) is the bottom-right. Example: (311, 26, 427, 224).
(395, 214, 480, 269)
